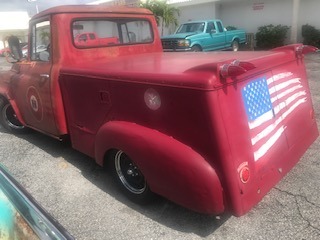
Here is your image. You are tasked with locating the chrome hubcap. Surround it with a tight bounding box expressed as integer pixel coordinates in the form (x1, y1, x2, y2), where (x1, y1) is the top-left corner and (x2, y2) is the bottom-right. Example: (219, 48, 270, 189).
(114, 150, 146, 194)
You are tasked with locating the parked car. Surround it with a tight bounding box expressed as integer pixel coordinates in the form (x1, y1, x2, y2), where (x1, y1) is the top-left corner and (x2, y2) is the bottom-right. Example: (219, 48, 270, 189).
(21, 44, 28, 57)
(74, 32, 120, 47)
(0, 164, 74, 239)
(36, 45, 47, 52)
(0, 47, 10, 57)
(161, 19, 246, 52)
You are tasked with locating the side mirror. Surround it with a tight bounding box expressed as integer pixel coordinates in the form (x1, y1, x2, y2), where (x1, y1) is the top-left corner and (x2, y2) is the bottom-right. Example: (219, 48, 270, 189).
(210, 29, 217, 34)
(8, 36, 23, 61)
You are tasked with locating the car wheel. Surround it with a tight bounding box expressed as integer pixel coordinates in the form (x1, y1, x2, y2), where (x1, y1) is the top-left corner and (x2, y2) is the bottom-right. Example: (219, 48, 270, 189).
(191, 45, 202, 52)
(0, 98, 27, 133)
(108, 149, 155, 204)
(231, 40, 240, 51)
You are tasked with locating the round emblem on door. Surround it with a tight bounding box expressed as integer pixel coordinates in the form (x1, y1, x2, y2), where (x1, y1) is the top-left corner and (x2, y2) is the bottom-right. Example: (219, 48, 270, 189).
(26, 87, 43, 121)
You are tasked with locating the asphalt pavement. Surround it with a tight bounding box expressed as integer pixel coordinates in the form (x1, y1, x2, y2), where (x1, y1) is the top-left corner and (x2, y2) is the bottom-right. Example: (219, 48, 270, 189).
(0, 54, 319, 240)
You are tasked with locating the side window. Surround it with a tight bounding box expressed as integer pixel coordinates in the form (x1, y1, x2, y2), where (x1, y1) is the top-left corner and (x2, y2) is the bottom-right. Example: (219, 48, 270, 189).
(217, 22, 224, 33)
(30, 20, 51, 62)
(207, 22, 215, 33)
(121, 21, 152, 43)
(89, 33, 95, 40)
(72, 19, 153, 48)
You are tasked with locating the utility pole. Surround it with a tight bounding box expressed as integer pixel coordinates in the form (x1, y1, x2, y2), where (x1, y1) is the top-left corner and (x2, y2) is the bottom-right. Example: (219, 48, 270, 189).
(291, 0, 300, 43)
(27, 0, 39, 14)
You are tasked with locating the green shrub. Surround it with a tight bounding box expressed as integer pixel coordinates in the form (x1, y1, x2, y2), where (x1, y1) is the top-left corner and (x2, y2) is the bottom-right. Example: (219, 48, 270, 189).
(302, 24, 320, 48)
(256, 24, 290, 50)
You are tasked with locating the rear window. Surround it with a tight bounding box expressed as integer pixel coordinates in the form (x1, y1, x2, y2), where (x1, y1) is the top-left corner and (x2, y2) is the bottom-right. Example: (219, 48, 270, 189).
(72, 19, 153, 48)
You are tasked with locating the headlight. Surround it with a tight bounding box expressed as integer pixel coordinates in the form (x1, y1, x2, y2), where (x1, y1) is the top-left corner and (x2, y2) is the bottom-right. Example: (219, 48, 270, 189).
(177, 39, 190, 47)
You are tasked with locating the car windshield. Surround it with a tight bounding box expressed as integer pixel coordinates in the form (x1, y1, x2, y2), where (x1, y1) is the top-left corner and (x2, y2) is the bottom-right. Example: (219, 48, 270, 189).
(176, 22, 205, 34)
(0, 165, 74, 239)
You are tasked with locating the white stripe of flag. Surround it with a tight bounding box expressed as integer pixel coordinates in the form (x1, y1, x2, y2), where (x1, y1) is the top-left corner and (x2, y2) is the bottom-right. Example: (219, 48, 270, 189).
(242, 72, 307, 162)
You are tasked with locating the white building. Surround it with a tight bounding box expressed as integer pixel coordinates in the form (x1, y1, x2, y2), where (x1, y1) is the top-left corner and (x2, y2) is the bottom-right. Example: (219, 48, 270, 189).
(169, 0, 318, 43)
(0, 12, 29, 49)
(1, 0, 317, 49)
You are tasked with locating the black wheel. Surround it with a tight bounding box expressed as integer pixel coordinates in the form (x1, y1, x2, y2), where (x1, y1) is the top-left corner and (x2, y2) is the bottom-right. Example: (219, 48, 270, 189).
(108, 150, 154, 204)
(0, 98, 27, 133)
(231, 40, 240, 51)
(191, 45, 202, 52)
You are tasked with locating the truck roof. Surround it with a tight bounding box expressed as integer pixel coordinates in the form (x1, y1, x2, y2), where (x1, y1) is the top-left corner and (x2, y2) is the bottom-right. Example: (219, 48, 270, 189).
(31, 5, 153, 20)
(181, 20, 222, 24)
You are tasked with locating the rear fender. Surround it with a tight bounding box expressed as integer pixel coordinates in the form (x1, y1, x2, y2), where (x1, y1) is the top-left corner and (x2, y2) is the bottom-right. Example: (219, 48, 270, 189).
(95, 121, 224, 214)
(231, 36, 240, 43)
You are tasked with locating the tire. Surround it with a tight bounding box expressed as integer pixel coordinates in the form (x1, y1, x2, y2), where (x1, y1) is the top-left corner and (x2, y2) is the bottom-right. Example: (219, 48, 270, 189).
(231, 40, 240, 51)
(108, 149, 155, 204)
(191, 45, 202, 52)
(0, 98, 27, 133)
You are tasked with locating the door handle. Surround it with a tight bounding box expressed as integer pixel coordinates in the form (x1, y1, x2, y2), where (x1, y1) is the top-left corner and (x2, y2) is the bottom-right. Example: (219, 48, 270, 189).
(39, 74, 50, 86)
(40, 74, 49, 78)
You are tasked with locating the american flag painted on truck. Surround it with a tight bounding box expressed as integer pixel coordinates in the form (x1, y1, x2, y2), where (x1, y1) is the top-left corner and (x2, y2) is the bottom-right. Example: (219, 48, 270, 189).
(242, 72, 307, 161)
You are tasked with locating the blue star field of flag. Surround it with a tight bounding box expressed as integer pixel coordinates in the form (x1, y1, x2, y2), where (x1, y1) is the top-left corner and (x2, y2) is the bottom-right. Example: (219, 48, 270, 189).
(242, 77, 273, 121)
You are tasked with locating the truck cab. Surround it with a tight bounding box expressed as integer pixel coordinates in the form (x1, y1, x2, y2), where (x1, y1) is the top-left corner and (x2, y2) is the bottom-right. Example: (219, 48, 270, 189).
(0, 5, 162, 138)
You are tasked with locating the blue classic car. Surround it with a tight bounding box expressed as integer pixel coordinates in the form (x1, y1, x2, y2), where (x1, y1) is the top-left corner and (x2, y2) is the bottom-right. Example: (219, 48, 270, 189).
(161, 20, 246, 52)
(0, 164, 74, 240)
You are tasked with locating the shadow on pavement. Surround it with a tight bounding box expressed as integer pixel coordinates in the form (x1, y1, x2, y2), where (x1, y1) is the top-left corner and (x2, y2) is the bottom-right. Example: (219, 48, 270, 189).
(1, 127, 231, 237)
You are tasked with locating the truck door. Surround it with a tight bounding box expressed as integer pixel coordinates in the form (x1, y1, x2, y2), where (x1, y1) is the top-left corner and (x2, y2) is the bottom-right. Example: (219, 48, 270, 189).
(213, 21, 227, 49)
(205, 21, 226, 50)
(11, 19, 58, 136)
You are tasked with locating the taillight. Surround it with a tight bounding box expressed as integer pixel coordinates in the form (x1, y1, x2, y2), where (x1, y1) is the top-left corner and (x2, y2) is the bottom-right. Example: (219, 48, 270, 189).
(239, 166, 250, 184)
(296, 45, 318, 58)
(220, 60, 256, 78)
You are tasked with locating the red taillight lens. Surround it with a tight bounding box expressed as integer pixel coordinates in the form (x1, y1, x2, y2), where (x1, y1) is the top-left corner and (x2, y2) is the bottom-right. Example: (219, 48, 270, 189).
(296, 45, 318, 57)
(220, 61, 256, 79)
(239, 167, 250, 183)
(220, 64, 246, 78)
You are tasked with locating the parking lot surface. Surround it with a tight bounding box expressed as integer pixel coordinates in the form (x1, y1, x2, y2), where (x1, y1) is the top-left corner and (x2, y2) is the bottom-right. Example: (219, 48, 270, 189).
(0, 54, 320, 240)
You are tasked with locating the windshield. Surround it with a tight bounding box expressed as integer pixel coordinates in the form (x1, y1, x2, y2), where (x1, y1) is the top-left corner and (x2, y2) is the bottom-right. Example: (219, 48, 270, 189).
(176, 22, 205, 34)
(0, 165, 74, 239)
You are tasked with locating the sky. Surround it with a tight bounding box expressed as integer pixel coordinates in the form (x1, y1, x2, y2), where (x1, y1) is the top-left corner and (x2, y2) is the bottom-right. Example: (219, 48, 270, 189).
(0, 0, 113, 16)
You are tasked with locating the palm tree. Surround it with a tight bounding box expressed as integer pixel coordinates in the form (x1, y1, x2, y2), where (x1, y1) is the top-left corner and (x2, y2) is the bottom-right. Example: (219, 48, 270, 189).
(140, 0, 179, 36)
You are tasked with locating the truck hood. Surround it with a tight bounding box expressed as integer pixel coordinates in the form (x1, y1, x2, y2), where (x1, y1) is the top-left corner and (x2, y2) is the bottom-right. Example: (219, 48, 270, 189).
(161, 32, 197, 40)
(60, 47, 300, 90)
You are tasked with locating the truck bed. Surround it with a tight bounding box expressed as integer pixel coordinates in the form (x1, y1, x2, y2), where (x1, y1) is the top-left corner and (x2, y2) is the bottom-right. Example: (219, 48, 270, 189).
(59, 46, 318, 215)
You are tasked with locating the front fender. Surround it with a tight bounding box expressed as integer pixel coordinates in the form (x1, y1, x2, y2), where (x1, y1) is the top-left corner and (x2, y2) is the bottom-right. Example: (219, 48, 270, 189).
(95, 121, 224, 214)
(0, 70, 26, 126)
(189, 40, 202, 49)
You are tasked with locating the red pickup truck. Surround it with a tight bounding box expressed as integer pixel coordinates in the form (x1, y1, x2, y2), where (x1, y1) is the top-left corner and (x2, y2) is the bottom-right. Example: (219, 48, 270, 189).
(74, 32, 120, 47)
(0, 5, 318, 216)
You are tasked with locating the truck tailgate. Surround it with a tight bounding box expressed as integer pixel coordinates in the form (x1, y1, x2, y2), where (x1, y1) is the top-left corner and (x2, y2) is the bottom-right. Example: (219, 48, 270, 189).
(211, 46, 319, 216)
